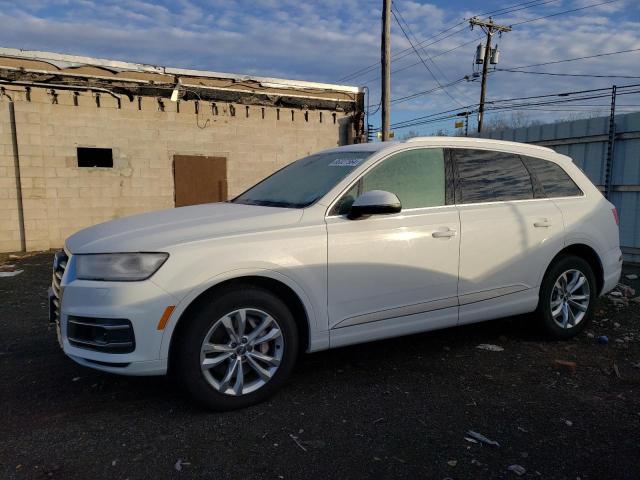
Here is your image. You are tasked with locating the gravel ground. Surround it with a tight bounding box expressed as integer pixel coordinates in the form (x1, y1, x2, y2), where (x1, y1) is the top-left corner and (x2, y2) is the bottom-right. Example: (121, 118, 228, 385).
(1, 252, 639, 480)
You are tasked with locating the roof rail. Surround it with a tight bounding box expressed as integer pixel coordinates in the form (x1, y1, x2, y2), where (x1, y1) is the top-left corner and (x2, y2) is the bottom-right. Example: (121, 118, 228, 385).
(403, 136, 555, 153)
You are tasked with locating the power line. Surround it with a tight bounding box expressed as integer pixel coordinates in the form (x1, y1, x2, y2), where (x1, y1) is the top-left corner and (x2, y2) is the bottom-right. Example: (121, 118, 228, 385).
(484, 0, 561, 18)
(486, 90, 640, 112)
(510, 0, 622, 26)
(364, 0, 633, 119)
(391, 2, 466, 107)
(496, 68, 640, 79)
(340, 23, 471, 83)
(393, 77, 473, 104)
(361, 36, 482, 86)
(503, 47, 640, 70)
(380, 83, 640, 131)
(368, 76, 474, 109)
(339, 0, 564, 83)
(371, 100, 640, 133)
(393, 1, 476, 105)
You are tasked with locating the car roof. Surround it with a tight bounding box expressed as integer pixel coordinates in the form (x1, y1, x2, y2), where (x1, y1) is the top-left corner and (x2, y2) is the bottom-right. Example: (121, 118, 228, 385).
(321, 136, 567, 163)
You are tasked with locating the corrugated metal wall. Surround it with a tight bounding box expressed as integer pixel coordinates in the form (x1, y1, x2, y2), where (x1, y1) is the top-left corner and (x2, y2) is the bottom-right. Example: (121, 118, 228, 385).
(483, 112, 640, 263)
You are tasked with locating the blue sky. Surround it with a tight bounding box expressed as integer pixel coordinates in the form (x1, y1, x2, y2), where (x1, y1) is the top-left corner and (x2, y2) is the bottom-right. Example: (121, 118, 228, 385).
(1, 0, 639, 135)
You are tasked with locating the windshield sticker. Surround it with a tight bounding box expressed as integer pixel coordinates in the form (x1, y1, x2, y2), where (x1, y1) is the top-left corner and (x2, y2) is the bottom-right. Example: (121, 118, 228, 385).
(328, 158, 363, 167)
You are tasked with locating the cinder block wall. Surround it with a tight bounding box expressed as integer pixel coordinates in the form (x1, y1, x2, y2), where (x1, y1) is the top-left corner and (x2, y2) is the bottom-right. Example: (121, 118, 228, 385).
(0, 87, 352, 252)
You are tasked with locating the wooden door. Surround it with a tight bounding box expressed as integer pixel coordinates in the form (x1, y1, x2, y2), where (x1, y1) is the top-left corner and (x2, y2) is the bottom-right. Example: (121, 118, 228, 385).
(173, 155, 227, 207)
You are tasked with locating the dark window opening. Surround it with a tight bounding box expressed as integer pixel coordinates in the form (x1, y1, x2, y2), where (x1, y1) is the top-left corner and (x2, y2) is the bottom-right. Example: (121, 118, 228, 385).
(522, 156, 583, 198)
(77, 147, 113, 168)
(453, 148, 534, 204)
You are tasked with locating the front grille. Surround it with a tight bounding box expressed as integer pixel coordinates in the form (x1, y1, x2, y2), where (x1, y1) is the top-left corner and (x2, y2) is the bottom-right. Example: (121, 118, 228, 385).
(67, 316, 135, 354)
(50, 250, 68, 323)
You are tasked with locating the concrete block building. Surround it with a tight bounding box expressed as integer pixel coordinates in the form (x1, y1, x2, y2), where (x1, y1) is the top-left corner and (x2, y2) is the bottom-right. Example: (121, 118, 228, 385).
(0, 47, 364, 253)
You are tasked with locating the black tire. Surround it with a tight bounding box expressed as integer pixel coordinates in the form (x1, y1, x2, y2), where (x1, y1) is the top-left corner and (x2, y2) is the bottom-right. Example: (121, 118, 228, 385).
(175, 285, 299, 411)
(536, 255, 597, 339)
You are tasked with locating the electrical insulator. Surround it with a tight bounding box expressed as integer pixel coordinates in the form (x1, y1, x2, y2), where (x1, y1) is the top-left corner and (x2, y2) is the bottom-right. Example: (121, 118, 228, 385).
(490, 45, 500, 65)
(475, 44, 485, 64)
(366, 124, 375, 142)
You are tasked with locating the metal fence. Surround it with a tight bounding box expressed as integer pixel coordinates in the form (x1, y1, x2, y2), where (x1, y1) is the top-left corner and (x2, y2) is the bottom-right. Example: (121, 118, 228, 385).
(482, 111, 640, 263)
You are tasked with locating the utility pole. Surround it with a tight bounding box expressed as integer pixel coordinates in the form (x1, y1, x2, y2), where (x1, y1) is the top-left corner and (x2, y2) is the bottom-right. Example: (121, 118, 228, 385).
(470, 17, 511, 133)
(381, 0, 391, 141)
(604, 85, 617, 199)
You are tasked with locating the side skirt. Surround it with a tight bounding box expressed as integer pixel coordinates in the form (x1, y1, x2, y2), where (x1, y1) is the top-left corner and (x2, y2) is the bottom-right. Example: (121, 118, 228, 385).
(458, 288, 538, 326)
(328, 306, 458, 349)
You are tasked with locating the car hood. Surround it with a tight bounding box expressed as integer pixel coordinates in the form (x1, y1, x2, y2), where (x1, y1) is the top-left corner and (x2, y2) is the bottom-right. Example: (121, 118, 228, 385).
(65, 202, 304, 254)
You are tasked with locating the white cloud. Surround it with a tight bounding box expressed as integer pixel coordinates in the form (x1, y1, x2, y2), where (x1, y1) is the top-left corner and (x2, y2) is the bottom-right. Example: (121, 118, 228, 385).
(0, 0, 638, 132)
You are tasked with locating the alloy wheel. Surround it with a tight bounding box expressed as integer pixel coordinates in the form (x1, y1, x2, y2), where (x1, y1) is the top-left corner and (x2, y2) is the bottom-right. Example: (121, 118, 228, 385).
(200, 308, 284, 396)
(550, 269, 590, 329)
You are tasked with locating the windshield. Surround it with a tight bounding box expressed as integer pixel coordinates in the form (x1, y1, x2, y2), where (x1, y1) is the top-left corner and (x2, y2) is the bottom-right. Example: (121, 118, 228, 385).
(232, 151, 373, 208)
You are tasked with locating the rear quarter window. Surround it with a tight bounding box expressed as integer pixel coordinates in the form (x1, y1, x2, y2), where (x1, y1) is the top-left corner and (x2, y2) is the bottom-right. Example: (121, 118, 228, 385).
(522, 156, 583, 198)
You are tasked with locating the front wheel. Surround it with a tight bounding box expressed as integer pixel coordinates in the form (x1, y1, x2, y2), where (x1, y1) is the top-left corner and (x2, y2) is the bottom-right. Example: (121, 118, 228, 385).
(175, 286, 299, 410)
(536, 255, 596, 339)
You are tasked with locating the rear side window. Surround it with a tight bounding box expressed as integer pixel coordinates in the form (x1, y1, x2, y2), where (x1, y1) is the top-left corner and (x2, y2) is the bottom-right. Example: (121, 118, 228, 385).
(453, 149, 533, 204)
(522, 156, 583, 198)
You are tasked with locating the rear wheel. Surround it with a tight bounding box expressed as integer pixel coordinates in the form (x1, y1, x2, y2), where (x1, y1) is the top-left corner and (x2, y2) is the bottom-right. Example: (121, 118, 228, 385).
(176, 286, 298, 410)
(536, 255, 596, 339)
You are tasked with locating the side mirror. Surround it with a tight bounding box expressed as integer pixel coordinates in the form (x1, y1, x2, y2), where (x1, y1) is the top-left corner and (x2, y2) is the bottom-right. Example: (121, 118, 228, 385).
(348, 190, 402, 220)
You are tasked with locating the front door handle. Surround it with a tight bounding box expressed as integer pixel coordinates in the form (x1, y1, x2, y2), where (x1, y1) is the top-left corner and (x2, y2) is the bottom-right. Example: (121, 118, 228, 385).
(534, 219, 551, 228)
(432, 228, 457, 238)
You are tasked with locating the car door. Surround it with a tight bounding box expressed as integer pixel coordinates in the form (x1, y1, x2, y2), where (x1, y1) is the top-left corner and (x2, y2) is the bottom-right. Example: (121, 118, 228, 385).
(325, 147, 460, 335)
(452, 148, 565, 324)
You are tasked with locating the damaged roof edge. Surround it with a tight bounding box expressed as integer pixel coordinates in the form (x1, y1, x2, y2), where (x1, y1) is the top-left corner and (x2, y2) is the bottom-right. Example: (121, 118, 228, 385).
(0, 47, 363, 94)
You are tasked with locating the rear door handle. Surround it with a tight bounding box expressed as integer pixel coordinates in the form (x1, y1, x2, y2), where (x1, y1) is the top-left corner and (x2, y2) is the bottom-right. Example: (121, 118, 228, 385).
(432, 228, 457, 238)
(534, 219, 551, 228)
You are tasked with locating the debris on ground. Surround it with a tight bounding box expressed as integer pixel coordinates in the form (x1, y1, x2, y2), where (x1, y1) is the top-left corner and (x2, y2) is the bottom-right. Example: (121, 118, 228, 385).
(554, 359, 577, 374)
(626, 274, 638, 280)
(0, 269, 24, 277)
(607, 284, 637, 308)
(597, 335, 609, 345)
(476, 344, 504, 352)
(289, 433, 308, 452)
(613, 363, 622, 379)
(447, 460, 458, 467)
(507, 464, 526, 476)
(466, 430, 500, 447)
(174, 459, 190, 471)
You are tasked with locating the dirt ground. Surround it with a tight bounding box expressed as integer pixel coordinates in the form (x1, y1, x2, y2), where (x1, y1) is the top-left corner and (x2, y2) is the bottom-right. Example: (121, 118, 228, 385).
(1, 252, 639, 480)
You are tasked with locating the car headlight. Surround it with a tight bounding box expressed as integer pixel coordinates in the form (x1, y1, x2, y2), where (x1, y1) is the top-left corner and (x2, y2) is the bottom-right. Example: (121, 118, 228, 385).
(75, 253, 169, 281)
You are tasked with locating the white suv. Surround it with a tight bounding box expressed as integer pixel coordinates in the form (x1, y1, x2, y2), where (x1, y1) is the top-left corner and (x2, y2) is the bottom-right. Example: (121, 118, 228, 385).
(49, 137, 622, 410)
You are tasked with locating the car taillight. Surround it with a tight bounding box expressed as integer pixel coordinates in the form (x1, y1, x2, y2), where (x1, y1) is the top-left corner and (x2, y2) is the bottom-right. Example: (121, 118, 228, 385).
(612, 207, 619, 226)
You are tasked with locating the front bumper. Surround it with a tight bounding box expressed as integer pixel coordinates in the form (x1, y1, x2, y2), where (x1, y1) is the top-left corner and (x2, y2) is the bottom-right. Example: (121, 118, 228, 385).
(51, 253, 176, 376)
